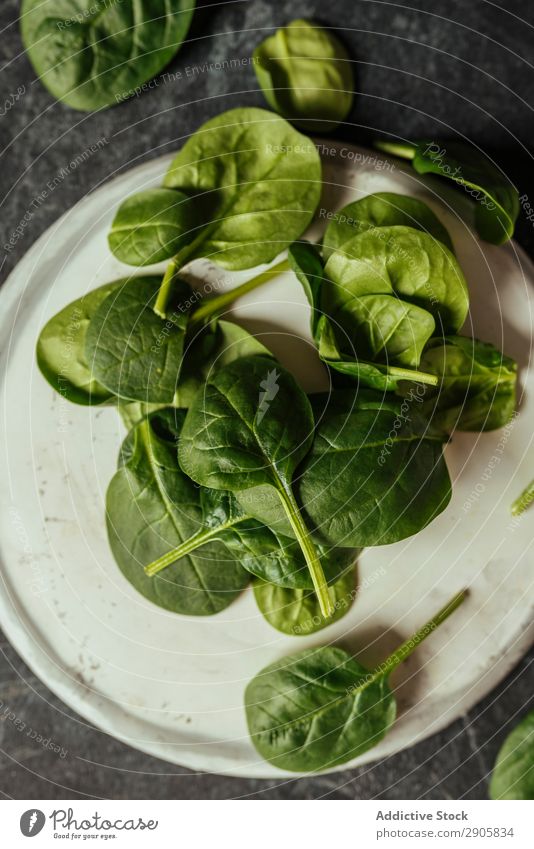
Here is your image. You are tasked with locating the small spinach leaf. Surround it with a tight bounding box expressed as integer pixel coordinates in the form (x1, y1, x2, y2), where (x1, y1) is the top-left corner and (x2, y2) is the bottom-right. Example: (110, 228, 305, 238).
(375, 139, 519, 245)
(37, 281, 122, 405)
(21, 0, 196, 111)
(322, 192, 453, 259)
(106, 409, 249, 615)
(253, 562, 357, 635)
(245, 590, 466, 771)
(490, 710, 534, 800)
(108, 188, 200, 266)
(416, 335, 517, 432)
(179, 355, 334, 616)
(253, 19, 354, 131)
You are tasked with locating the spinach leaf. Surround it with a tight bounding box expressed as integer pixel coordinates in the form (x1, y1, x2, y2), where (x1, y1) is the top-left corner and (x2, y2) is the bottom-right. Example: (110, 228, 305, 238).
(106, 409, 249, 615)
(253, 19, 353, 131)
(375, 139, 519, 245)
(245, 590, 466, 771)
(288, 240, 440, 390)
(298, 389, 451, 547)
(416, 335, 517, 432)
(155, 107, 322, 316)
(490, 710, 534, 800)
(20, 0, 195, 111)
(253, 562, 357, 635)
(37, 281, 122, 405)
(323, 226, 469, 368)
(322, 192, 453, 259)
(178, 355, 334, 617)
(108, 188, 201, 266)
(145, 484, 356, 590)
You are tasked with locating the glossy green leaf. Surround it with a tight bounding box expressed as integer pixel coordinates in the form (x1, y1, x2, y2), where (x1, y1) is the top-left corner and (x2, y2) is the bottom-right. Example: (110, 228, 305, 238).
(253, 19, 353, 131)
(322, 192, 453, 259)
(253, 562, 357, 635)
(490, 710, 534, 800)
(21, 0, 195, 111)
(37, 281, 121, 405)
(106, 409, 249, 615)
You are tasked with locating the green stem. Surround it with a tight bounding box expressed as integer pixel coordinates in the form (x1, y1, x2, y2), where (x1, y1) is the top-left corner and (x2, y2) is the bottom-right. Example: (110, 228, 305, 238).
(511, 478, 534, 516)
(153, 240, 203, 319)
(144, 521, 238, 576)
(374, 139, 417, 161)
(376, 589, 467, 679)
(387, 366, 439, 386)
(189, 259, 291, 326)
(276, 484, 334, 619)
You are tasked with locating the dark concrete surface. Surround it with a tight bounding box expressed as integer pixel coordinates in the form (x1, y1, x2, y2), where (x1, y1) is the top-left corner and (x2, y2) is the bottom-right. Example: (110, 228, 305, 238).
(0, 0, 533, 799)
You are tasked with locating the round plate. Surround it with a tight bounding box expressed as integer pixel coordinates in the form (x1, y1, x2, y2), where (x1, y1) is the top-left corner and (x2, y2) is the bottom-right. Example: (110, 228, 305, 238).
(1, 143, 533, 778)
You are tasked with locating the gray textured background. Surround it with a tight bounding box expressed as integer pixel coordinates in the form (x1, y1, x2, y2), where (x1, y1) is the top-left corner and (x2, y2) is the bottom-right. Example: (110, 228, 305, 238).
(1, 0, 533, 799)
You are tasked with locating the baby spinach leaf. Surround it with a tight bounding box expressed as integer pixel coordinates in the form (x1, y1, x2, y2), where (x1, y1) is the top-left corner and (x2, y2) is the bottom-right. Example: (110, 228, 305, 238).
(85, 275, 196, 404)
(37, 280, 122, 405)
(288, 240, 440, 390)
(155, 107, 322, 316)
(108, 188, 201, 266)
(297, 389, 451, 547)
(416, 335, 517, 432)
(375, 139, 519, 245)
(179, 355, 334, 617)
(106, 409, 249, 615)
(323, 226, 469, 368)
(253, 562, 357, 636)
(490, 710, 534, 800)
(21, 0, 196, 111)
(253, 19, 354, 131)
(245, 590, 466, 771)
(322, 192, 453, 259)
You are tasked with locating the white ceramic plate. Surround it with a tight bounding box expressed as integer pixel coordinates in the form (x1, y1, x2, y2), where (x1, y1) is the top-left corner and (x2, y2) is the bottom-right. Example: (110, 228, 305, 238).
(1, 143, 533, 779)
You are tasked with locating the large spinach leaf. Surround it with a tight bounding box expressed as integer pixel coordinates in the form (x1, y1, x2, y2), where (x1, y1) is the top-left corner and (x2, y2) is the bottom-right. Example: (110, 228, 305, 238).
(108, 188, 201, 266)
(37, 280, 122, 405)
(106, 409, 249, 615)
(245, 590, 466, 771)
(179, 355, 334, 617)
(416, 335, 517, 432)
(21, 0, 195, 111)
(155, 107, 322, 316)
(490, 710, 534, 800)
(375, 139, 519, 245)
(322, 192, 453, 259)
(253, 562, 357, 635)
(253, 19, 353, 131)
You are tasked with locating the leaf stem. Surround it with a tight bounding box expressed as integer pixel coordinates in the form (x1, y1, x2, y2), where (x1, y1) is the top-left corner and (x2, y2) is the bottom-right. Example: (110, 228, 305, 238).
(189, 259, 291, 326)
(153, 240, 202, 318)
(276, 485, 334, 618)
(374, 139, 417, 161)
(144, 521, 238, 576)
(376, 589, 468, 678)
(511, 477, 534, 516)
(387, 366, 439, 386)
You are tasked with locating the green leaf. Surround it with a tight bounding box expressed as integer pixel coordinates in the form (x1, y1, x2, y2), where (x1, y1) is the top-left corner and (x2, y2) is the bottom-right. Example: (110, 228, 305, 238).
(253, 563, 357, 635)
(37, 281, 121, 405)
(253, 19, 354, 131)
(162, 107, 322, 271)
(108, 188, 201, 266)
(322, 192, 453, 259)
(178, 355, 334, 617)
(20, 0, 196, 111)
(85, 275, 193, 404)
(490, 710, 534, 800)
(106, 409, 249, 615)
(416, 335, 517, 432)
(323, 225, 469, 367)
(375, 139, 519, 245)
(245, 590, 466, 772)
